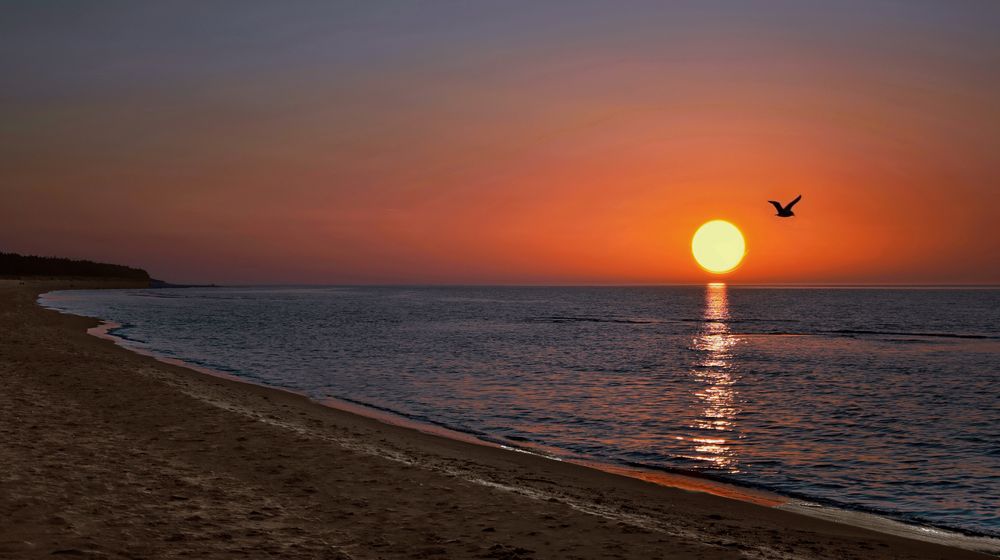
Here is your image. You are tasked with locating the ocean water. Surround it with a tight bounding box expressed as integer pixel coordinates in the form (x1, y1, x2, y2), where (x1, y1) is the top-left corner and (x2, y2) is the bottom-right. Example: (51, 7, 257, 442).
(40, 285, 999, 536)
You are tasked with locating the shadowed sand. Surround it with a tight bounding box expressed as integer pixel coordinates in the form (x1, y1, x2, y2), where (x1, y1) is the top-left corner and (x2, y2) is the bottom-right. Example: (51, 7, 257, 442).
(1, 279, 994, 559)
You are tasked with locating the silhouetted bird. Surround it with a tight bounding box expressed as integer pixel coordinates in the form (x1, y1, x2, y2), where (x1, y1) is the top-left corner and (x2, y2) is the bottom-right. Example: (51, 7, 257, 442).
(768, 195, 801, 218)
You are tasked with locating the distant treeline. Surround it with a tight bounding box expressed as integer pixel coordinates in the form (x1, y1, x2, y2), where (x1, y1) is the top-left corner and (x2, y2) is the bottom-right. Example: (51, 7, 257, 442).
(0, 252, 150, 280)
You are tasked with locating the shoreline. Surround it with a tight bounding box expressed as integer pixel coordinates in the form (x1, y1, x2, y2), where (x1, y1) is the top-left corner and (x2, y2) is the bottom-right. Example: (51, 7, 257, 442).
(4, 279, 996, 559)
(83, 318, 795, 510)
(79, 311, 1000, 553)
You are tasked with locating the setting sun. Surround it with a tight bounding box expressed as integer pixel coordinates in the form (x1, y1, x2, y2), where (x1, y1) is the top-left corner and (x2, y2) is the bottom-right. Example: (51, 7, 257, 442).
(692, 220, 746, 274)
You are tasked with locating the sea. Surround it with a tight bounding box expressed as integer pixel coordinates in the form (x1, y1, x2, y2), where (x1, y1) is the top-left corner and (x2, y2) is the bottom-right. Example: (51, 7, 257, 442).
(40, 285, 1000, 538)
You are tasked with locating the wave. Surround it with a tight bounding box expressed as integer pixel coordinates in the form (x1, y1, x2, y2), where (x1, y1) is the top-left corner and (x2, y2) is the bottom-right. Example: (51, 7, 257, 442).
(820, 329, 997, 340)
(527, 315, 997, 340)
(525, 316, 663, 325)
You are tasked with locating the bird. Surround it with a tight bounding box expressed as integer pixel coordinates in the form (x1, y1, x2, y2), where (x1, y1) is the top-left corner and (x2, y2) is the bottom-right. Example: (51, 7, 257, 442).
(768, 194, 801, 218)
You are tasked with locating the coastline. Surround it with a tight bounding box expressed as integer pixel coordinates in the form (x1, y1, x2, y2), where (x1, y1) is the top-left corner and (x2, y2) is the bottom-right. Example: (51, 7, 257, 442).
(3, 279, 995, 559)
(88, 321, 794, 511)
(80, 307, 1000, 553)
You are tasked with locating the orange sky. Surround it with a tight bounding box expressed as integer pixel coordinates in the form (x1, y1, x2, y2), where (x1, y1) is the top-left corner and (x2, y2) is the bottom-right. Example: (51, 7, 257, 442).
(3, 3, 999, 284)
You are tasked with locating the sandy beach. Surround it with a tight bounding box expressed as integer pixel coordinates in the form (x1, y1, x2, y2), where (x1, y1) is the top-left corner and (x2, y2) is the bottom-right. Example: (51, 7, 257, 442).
(0, 279, 993, 560)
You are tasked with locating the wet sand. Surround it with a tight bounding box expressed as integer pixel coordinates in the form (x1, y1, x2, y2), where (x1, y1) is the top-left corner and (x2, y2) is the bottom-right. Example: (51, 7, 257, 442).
(1, 279, 994, 559)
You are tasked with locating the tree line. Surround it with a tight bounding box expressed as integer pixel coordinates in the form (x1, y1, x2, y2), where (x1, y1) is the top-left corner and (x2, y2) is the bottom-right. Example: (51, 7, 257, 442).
(0, 252, 150, 280)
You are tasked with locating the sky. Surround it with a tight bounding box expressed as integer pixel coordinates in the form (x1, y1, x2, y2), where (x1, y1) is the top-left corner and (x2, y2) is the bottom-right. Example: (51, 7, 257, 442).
(3, 1, 999, 284)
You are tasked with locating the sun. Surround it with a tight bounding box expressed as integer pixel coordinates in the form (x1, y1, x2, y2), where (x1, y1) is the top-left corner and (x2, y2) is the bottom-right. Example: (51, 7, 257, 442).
(692, 220, 746, 274)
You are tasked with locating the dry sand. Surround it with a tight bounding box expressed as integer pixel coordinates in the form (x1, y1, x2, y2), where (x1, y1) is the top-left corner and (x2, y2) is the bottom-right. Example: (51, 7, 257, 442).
(1, 279, 994, 559)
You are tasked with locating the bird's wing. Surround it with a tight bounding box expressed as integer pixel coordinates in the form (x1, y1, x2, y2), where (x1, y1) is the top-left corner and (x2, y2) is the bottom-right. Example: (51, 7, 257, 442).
(786, 194, 802, 209)
(768, 200, 784, 212)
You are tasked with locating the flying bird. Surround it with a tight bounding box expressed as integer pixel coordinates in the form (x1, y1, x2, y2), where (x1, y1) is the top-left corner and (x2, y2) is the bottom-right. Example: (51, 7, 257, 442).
(768, 195, 802, 218)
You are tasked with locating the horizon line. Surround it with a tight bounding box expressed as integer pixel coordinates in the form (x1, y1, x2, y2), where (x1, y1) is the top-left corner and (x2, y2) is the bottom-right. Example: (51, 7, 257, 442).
(160, 281, 1000, 289)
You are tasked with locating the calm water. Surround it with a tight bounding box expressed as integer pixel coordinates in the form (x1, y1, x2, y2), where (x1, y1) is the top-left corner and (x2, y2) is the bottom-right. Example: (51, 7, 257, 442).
(41, 286, 1000, 536)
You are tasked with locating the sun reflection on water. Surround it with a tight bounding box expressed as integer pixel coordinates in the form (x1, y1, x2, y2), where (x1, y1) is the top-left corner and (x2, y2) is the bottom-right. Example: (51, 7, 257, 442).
(687, 283, 743, 472)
